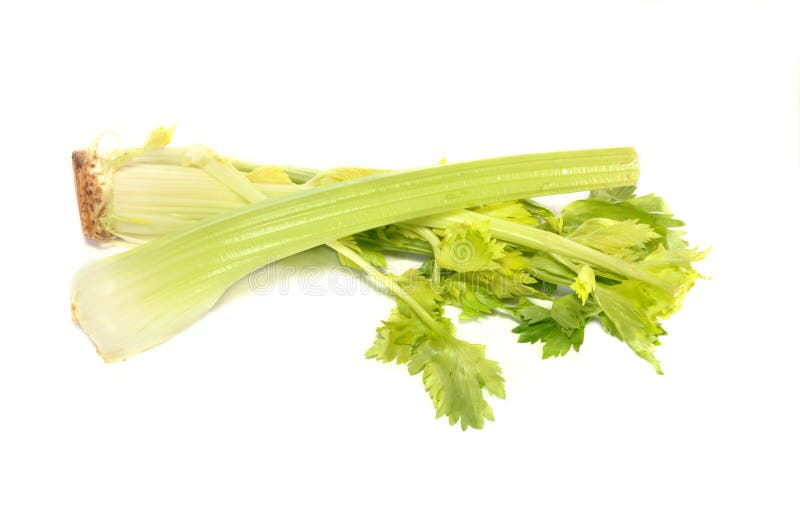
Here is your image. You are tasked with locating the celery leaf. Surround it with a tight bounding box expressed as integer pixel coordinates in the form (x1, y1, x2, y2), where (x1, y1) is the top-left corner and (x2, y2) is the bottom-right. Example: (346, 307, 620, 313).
(366, 270, 505, 429)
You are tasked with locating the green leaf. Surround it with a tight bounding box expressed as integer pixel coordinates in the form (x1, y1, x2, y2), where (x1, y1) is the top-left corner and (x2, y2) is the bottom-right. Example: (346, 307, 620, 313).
(437, 221, 507, 273)
(472, 201, 540, 226)
(366, 270, 442, 364)
(526, 253, 578, 286)
(409, 337, 505, 430)
(445, 281, 508, 320)
(512, 295, 589, 359)
(561, 193, 686, 251)
(537, 280, 558, 296)
(567, 218, 660, 259)
(571, 265, 596, 304)
(523, 201, 563, 233)
(366, 304, 430, 365)
(365, 270, 505, 430)
(593, 281, 666, 374)
(352, 227, 434, 256)
(514, 320, 576, 358)
(336, 235, 387, 270)
(417, 258, 437, 279)
(640, 245, 709, 318)
(517, 303, 551, 324)
(551, 294, 584, 330)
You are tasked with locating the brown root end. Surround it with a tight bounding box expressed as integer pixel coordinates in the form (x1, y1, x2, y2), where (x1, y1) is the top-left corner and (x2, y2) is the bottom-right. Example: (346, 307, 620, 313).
(72, 150, 112, 241)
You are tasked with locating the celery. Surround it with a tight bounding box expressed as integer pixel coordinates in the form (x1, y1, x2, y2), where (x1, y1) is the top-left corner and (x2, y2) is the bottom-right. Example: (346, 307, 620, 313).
(70, 130, 710, 430)
(71, 137, 639, 363)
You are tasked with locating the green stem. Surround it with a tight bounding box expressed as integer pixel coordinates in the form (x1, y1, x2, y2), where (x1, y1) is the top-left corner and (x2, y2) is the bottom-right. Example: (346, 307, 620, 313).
(413, 211, 672, 293)
(396, 224, 442, 285)
(327, 241, 445, 334)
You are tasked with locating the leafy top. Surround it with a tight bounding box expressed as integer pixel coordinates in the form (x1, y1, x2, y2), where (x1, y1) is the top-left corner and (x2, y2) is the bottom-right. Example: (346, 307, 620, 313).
(366, 270, 505, 430)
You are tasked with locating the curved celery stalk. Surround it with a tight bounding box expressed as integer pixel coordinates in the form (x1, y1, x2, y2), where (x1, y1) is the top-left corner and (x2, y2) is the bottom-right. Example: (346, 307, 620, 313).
(71, 148, 638, 361)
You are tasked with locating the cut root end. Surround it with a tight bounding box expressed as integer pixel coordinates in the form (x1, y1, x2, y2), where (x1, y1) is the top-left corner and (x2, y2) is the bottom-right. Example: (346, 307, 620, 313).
(72, 150, 112, 241)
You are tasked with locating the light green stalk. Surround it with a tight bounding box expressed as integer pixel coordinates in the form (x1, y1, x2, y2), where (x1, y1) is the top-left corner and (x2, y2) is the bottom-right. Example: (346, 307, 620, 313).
(72, 147, 638, 361)
(188, 146, 430, 327)
(108, 153, 672, 293)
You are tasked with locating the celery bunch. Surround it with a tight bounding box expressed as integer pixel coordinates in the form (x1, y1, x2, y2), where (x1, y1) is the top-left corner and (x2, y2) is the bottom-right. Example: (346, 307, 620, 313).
(70, 128, 704, 429)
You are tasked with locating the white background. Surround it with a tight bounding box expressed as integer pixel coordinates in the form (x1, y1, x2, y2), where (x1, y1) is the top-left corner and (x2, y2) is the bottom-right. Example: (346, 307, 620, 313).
(1, 2, 798, 530)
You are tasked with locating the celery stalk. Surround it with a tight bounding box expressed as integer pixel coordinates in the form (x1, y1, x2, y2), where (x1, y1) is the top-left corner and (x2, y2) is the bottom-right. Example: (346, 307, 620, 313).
(84, 144, 669, 293)
(412, 211, 674, 292)
(72, 148, 638, 361)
